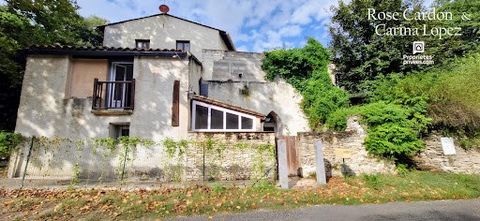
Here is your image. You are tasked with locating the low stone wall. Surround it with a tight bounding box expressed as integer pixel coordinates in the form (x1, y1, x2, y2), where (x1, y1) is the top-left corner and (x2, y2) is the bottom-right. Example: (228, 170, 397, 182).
(414, 135, 480, 174)
(298, 117, 396, 177)
(184, 133, 276, 181)
(7, 132, 276, 182)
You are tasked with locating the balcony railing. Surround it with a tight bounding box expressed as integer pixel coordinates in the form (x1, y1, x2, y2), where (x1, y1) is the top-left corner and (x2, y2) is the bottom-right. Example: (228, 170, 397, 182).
(92, 78, 135, 110)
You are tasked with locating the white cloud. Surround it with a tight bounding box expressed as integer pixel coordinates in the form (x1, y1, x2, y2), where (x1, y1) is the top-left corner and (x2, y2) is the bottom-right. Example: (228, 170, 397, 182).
(75, 0, 335, 52)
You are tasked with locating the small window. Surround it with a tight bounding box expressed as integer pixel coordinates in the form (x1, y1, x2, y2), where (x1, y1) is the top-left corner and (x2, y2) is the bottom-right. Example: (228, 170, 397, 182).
(135, 39, 150, 49)
(110, 123, 130, 139)
(176, 40, 190, 51)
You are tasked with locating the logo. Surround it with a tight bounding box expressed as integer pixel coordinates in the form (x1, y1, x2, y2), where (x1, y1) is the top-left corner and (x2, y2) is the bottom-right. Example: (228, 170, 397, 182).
(413, 41, 425, 54)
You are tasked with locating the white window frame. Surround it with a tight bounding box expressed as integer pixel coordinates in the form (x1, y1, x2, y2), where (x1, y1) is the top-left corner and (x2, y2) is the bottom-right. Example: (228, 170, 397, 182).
(192, 100, 256, 132)
(108, 62, 133, 108)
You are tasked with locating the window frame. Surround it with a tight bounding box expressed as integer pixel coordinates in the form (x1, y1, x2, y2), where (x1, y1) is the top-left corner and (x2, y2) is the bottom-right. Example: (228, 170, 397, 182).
(176, 40, 190, 51)
(135, 39, 150, 49)
(191, 100, 256, 132)
(110, 123, 130, 139)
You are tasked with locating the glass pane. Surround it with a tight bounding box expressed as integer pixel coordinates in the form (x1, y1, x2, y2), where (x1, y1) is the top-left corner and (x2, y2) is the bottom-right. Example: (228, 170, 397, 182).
(195, 105, 208, 129)
(241, 117, 253, 129)
(211, 109, 224, 129)
(176, 42, 183, 50)
(226, 113, 239, 129)
(184, 43, 190, 51)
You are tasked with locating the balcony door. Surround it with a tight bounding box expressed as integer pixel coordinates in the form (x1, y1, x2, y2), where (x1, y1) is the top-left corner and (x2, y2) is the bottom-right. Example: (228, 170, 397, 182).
(108, 62, 133, 108)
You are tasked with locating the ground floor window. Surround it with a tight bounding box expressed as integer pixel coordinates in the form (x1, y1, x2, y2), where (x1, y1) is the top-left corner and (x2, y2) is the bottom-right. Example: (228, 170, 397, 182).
(191, 101, 256, 132)
(110, 123, 130, 139)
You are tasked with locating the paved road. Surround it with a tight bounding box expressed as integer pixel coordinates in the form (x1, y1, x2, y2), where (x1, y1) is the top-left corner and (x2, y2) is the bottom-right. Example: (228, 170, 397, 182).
(172, 199, 480, 221)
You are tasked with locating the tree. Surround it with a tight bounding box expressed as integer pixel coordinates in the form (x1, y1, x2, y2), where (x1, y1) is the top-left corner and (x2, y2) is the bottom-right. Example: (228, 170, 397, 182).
(0, 0, 107, 130)
(330, 0, 480, 93)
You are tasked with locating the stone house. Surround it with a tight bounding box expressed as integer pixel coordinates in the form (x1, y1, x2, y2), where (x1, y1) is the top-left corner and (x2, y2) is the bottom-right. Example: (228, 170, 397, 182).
(8, 12, 309, 180)
(15, 13, 309, 141)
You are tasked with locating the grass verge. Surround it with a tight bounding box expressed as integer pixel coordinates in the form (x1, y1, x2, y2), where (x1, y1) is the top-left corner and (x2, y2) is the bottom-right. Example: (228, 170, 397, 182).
(1, 171, 480, 220)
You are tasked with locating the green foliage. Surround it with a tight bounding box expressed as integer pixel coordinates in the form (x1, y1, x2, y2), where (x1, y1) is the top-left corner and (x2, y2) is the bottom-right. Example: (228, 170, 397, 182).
(362, 174, 384, 190)
(365, 123, 424, 158)
(327, 102, 430, 162)
(396, 163, 410, 177)
(162, 138, 189, 158)
(459, 132, 480, 151)
(93, 137, 118, 152)
(0, 131, 23, 158)
(262, 38, 349, 129)
(363, 51, 480, 138)
(70, 163, 81, 186)
(330, 0, 480, 92)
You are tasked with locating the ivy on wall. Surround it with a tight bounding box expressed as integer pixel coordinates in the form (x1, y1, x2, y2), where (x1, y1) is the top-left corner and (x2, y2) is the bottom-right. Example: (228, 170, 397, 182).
(10, 135, 276, 183)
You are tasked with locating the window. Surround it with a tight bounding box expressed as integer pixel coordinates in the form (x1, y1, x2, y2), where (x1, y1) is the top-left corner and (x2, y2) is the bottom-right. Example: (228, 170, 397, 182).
(110, 123, 130, 139)
(176, 40, 190, 51)
(241, 117, 253, 129)
(192, 101, 256, 131)
(211, 109, 224, 129)
(194, 105, 208, 129)
(135, 39, 150, 49)
(226, 113, 239, 129)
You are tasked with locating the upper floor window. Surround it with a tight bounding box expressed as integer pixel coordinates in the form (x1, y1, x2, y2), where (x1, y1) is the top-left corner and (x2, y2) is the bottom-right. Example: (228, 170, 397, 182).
(176, 40, 190, 51)
(135, 39, 150, 49)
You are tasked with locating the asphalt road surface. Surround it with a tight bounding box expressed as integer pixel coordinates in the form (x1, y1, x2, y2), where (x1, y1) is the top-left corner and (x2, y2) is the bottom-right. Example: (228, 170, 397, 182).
(172, 199, 480, 221)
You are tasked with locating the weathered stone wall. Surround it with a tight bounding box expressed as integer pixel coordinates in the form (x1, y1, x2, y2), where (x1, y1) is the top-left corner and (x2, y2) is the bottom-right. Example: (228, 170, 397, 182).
(184, 132, 276, 181)
(298, 117, 396, 177)
(202, 49, 310, 136)
(414, 135, 480, 174)
(103, 15, 229, 61)
(8, 132, 276, 182)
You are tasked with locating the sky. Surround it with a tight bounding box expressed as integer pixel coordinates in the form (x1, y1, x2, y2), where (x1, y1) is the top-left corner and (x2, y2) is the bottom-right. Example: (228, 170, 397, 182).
(0, 0, 434, 52)
(75, 0, 337, 52)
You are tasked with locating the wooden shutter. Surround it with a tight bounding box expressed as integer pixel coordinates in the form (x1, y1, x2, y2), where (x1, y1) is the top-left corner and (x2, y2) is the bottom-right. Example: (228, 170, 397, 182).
(172, 80, 180, 127)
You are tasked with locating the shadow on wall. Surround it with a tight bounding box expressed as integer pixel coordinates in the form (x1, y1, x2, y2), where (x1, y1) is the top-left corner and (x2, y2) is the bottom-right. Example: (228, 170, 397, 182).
(207, 81, 309, 135)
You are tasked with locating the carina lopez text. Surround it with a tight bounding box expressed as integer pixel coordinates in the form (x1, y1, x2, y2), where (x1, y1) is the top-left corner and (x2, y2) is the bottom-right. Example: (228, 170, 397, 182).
(368, 8, 462, 39)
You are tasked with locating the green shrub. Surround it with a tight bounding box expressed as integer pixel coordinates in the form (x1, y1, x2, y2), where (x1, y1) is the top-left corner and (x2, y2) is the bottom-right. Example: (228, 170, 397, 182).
(365, 123, 424, 159)
(262, 38, 349, 129)
(0, 131, 23, 158)
(326, 102, 430, 162)
(363, 51, 480, 135)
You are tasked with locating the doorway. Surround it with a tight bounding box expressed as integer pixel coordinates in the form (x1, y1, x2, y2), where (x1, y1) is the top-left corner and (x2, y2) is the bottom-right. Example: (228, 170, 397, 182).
(108, 62, 133, 108)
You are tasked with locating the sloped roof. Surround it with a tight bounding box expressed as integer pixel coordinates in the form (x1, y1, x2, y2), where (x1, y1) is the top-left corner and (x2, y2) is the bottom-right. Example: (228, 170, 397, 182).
(25, 45, 189, 58)
(192, 95, 265, 118)
(98, 13, 235, 51)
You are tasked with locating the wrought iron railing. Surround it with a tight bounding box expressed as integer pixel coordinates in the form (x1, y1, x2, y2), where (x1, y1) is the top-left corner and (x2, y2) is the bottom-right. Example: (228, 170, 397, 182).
(92, 78, 135, 110)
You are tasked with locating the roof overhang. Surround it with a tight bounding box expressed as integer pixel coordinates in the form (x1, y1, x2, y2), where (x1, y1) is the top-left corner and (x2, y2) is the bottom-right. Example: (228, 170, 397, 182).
(24, 45, 188, 58)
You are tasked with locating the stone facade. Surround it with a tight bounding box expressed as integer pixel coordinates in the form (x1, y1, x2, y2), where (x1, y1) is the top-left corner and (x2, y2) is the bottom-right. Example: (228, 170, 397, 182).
(414, 135, 480, 174)
(103, 14, 230, 61)
(201, 49, 310, 136)
(183, 132, 276, 181)
(298, 117, 396, 177)
(8, 132, 276, 182)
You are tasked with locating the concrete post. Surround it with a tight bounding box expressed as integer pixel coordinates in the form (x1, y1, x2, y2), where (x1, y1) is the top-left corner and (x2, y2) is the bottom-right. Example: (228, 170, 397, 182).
(277, 139, 289, 189)
(315, 140, 327, 185)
